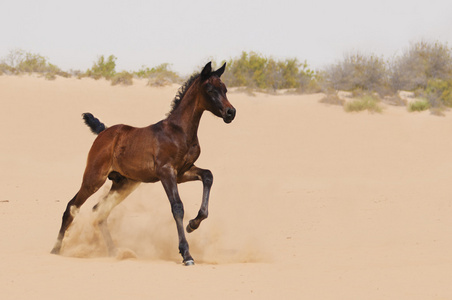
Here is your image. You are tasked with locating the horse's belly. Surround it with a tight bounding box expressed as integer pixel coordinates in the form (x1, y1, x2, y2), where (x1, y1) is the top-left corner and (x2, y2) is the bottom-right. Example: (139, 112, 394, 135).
(113, 150, 158, 182)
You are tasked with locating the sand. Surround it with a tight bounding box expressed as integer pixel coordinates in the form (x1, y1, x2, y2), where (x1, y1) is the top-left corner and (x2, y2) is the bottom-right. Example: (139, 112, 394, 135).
(1, 74, 451, 299)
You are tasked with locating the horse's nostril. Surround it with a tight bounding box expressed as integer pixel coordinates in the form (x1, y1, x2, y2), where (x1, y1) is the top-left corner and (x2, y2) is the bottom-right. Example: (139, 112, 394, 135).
(223, 108, 236, 123)
(227, 108, 236, 118)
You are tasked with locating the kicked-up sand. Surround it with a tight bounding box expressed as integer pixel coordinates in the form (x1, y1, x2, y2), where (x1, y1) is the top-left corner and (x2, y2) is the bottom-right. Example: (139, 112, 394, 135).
(0, 74, 451, 299)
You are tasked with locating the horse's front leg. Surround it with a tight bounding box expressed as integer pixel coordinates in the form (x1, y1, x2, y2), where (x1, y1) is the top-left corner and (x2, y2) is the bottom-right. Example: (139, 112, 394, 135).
(178, 165, 213, 233)
(159, 166, 194, 266)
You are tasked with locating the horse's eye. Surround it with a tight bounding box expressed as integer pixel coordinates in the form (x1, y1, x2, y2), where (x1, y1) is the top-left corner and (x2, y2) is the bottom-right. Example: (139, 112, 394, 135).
(206, 85, 216, 95)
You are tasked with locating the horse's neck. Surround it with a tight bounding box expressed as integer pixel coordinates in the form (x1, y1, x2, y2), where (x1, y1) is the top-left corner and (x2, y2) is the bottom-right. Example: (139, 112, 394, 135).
(166, 94, 204, 142)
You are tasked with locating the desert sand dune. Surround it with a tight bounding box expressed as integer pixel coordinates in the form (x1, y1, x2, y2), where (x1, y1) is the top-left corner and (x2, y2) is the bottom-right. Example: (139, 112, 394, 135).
(1, 75, 451, 299)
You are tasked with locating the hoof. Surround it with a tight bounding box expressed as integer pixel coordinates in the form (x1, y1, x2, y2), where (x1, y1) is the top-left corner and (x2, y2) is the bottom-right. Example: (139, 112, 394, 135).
(107, 247, 119, 257)
(51, 242, 62, 255)
(115, 248, 137, 260)
(186, 224, 194, 233)
(186, 220, 198, 233)
(184, 259, 195, 266)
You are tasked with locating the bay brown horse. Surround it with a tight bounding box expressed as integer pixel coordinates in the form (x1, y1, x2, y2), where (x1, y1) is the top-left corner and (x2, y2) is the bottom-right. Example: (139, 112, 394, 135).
(51, 62, 236, 265)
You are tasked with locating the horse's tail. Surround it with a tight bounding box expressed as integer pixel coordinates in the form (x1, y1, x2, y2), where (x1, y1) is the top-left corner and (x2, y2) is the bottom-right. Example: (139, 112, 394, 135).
(82, 113, 106, 135)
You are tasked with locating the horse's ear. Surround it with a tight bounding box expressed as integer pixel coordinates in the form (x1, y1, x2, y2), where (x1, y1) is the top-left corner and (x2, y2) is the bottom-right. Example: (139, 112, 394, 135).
(201, 62, 212, 79)
(213, 62, 226, 78)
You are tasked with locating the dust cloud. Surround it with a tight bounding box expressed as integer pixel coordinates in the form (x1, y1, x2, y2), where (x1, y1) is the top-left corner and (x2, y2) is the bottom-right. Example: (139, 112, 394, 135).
(60, 182, 268, 264)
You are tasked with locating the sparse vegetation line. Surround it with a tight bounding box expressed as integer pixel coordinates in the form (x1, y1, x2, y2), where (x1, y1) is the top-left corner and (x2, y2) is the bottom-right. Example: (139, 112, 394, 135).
(321, 41, 452, 115)
(1, 41, 452, 115)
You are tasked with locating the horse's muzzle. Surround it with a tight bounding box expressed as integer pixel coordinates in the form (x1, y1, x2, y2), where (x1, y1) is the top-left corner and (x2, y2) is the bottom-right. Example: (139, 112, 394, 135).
(223, 107, 236, 123)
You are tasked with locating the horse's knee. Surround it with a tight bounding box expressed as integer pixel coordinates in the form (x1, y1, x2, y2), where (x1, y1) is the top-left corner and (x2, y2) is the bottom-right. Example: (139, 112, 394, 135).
(202, 170, 213, 187)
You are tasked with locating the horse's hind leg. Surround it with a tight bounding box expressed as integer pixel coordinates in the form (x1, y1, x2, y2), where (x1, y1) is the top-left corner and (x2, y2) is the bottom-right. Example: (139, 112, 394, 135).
(51, 175, 107, 254)
(92, 173, 140, 256)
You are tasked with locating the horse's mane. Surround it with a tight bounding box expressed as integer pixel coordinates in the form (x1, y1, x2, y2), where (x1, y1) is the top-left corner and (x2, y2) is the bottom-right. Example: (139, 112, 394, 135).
(168, 72, 200, 116)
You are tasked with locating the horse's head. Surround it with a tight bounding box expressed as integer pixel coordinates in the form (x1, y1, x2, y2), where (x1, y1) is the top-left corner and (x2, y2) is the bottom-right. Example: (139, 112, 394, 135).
(199, 62, 236, 123)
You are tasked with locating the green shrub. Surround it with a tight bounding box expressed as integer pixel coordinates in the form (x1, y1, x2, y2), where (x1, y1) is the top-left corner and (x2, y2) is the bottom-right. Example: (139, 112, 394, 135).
(222, 51, 317, 91)
(223, 51, 265, 88)
(10, 51, 61, 76)
(407, 99, 430, 112)
(302, 78, 322, 93)
(424, 79, 452, 107)
(0, 49, 70, 79)
(43, 63, 68, 80)
(0, 63, 10, 75)
(111, 71, 134, 86)
(17, 52, 48, 73)
(411, 79, 452, 113)
(136, 63, 180, 86)
(1, 49, 25, 74)
(85, 55, 117, 80)
(344, 94, 383, 113)
(45, 72, 57, 80)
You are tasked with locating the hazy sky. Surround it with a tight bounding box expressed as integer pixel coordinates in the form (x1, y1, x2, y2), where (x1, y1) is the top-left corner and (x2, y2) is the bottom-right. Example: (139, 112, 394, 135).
(1, 0, 452, 75)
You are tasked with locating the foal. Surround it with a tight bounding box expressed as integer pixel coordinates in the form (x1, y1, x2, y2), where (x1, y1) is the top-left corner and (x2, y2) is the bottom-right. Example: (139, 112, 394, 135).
(51, 62, 236, 265)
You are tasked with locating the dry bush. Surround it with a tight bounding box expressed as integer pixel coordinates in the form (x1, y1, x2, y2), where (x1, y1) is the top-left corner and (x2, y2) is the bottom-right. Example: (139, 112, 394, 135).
(135, 63, 181, 87)
(319, 93, 345, 106)
(383, 94, 406, 106)
(390, 41, 452, 91)
(111, 71, 134, 86)
(322, 52, 389, 96)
